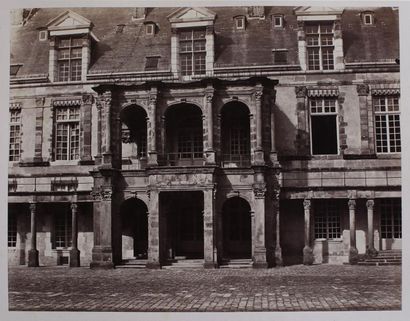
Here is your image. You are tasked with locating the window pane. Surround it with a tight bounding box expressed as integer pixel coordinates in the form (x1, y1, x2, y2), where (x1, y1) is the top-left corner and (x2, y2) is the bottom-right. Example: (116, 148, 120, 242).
(322, 48, 334, 70)
(55, 211, 72, 248)
(314, 200, 341, 239)
(311, 115, 338, 155)
(307, 48, 320, 70)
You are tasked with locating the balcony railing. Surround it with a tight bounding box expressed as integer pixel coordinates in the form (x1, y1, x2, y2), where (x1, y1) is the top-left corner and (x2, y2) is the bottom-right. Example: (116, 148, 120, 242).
(162, 152, 204, 166)
(221, 154, 251, 168)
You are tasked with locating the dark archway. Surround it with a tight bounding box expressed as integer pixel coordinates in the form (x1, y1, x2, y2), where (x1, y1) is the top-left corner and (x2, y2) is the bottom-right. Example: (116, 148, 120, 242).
(120, 105, 147, 161)
(164, 103, 203, 166)
(120, 198, 148, 260)
(222, 196, 252, 259)
(220, 101, 251, 167)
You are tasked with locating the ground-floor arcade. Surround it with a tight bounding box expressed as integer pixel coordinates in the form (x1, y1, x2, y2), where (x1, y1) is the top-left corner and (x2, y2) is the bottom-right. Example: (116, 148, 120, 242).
(8, 191, 402, 268)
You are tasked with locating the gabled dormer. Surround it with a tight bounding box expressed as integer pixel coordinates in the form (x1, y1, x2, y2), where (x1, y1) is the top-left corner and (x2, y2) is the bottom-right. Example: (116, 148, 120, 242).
(46, 10, 99, 82)
(294, 7, 344, 71)
(167, 7, 216, 79)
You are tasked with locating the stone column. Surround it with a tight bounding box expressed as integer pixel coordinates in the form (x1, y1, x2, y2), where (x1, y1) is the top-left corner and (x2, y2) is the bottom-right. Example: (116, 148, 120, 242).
(95, 100, 103, 165)
(69, 202, 80, 267)
(148, 88, 158, 165)
(90, 186, 115, 269)
(274, 191, 283, 266)
(270, 94, 278, 164)
(252, 182, 267, 268)
(303, 199, 314, 265)
(204, 87, 215, 164)
(28, 202, 39, 267)
(203, 188, 217, 268)
(100, 92, 112, 165)
(147, 190, 161, 268)
(33, 97, 45, 163)
(253, 87, 264, 165)
(366, 199, 377, 257)
(348, 199, 359, 264)
(295, 86, 309, 156)
(79, 94, 93, 164)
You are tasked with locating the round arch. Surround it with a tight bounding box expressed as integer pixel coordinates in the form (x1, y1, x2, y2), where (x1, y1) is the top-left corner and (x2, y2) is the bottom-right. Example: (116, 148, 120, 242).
(222, 196, 252, 260)
(120, 197, 149, 260)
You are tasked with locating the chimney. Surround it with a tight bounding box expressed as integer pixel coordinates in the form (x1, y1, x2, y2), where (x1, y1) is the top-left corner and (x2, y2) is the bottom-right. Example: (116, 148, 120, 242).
(248, 6, 265, 18)
(133, 7, 146, 20)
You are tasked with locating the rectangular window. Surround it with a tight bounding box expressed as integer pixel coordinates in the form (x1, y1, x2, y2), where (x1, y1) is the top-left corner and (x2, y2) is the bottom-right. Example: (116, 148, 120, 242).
(9, 109, 21, 161)
(305, 22, 334, 70)
(310, 98, 338, 155)
(55, 106, 80, 161)
(374, 95, 401, 153)
(179, 29, 206, 76)
(235, 16, 245, 30)
(380, 199, 401, 239)
(8, 212, 17, 247)
(145, 56, 160, 71)
(314, 200, 341, 239)
(273, 50, 288, 65)
(273, 15, 283, 28)
(54, 211, 72, 249)
(57, 37, 83, 82)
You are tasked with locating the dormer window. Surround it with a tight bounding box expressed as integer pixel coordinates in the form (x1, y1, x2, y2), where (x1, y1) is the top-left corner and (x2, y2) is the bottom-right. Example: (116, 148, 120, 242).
(362, 12, 374, 25)
(145, 22, 155, 35)
(46, 10, 99, 82)
(235, 16, 245, 30)
(272, 15, 283, 28)
(39, 30, 48, 41)
(57, 36, 83, 82)
(167, 7, 216, 78)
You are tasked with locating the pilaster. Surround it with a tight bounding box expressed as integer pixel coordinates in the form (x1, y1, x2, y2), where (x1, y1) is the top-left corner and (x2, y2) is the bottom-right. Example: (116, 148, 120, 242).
(303, 199, 314, 265)
(348, 198, 359, 264)
(28, 201, 39, 267)
(203, 188, 217, 268)
(147, 190, 161, 269)
(366, 199, 377, 257)
(69, 202, 80, 267)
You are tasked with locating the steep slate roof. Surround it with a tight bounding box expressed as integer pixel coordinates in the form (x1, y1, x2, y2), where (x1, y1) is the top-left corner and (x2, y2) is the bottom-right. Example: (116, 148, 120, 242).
(10, 7, 399, 77)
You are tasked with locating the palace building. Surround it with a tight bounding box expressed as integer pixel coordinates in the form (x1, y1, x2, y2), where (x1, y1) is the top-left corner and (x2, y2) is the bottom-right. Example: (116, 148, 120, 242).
(8, 6, 401, 268)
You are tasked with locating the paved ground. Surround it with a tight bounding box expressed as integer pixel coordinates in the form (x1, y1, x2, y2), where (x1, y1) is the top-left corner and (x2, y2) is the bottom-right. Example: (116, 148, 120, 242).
(8, 264, 401, 312)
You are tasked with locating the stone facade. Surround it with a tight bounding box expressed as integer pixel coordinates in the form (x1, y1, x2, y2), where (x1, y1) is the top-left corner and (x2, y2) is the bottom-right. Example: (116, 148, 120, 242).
(8, 6, 401, 268)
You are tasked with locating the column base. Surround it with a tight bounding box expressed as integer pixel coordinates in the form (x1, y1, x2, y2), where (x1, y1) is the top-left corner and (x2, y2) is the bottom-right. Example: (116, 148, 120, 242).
(204, 261, 218, 269)
(303, 246, 314, 265)
(275, 246, 283, 267)
(69, 248, 81, 267)
(253, 247, 267, 268)
(366, 247, 378, 258)
(147, 151, 158, 166)
(28, 249, 39, 267)
(146, 262, 161, 269)
(204, 150, 216, 164)
(349, 247, 359, 264)
(90, 246, 114, 269)
(252, 150, 265, 165)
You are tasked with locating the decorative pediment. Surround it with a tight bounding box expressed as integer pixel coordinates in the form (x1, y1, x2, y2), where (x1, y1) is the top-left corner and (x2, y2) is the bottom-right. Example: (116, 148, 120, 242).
(167, 7, 216, 23)
(294, 6, 343, 20)
(46, 10, 91, 29)
(46, 10, 99, 41)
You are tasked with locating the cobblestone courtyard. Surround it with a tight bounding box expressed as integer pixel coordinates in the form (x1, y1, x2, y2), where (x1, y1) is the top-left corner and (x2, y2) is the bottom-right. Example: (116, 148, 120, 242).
(8, 265, 401, 312)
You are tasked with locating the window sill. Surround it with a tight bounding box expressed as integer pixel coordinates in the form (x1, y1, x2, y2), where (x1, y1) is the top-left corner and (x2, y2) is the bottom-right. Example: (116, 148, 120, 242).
(50, 160, 81, 166)
(375, 153, 401, 159)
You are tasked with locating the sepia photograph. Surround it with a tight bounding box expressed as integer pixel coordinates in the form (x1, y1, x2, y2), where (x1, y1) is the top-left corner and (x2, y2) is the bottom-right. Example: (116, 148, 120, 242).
(2, 0, 407, 319)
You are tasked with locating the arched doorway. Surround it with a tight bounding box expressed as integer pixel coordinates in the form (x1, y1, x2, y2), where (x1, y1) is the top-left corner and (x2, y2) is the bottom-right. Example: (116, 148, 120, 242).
(222, 197, 252, 259)
(120, 198, 148, 260)
(120, 105, 147, 168)
(220, 101, 251, 167)
(164, 103, 203, 166)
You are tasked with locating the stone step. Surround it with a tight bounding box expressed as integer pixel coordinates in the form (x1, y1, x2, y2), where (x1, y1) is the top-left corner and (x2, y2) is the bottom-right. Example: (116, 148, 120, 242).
(220, 259, 253, 269)
(357, 261, 401, 266)
(116, 264, 147, 269)
(364, 258, 401, 263)
(162, 259, 204, 269)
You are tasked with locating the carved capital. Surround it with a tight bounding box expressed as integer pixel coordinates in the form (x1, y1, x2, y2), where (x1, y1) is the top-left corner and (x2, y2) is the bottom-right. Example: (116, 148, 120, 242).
(295, 86, 307, 98)
(366, 199, 374, 210)
(348, 199, 356, 210)
(82, 94, 94, 105)
(35, 97, 45, 107)
(29, 202, 36, 213)
(253, 183, 266, 199)
(101, 189, 112, 201)
(206, 93, 213, 103)
(254, 90, 263, 101)
(303, 199, 311, 210)
(71, 203, 78, 212)
(356, 84, 369, 96)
